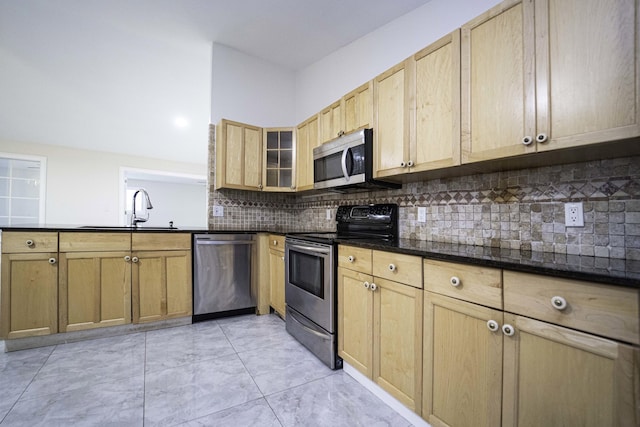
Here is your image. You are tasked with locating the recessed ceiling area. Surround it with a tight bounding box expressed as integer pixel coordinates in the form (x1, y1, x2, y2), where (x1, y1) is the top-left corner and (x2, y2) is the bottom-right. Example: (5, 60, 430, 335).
(0, 0, 432, 165)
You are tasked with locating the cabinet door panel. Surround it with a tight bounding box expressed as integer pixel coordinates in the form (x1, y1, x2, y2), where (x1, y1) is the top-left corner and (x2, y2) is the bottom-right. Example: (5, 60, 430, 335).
(536, 0, 640, 149)
(166, 251, 192, 317)
(502, 313, 639, 427)
(1, 253, 58, 339)
(424, 292, 503, 427)
(244, 126, 262, 188)
(269, 248, 285, 317)
(374, 278, 423, 413)
(337, 268, 374, 377)
(225, 122, 244, 187)
(374, 60, 411, 177)
(134, 254, 164, 322)
(60, 251, 131, 332)
(414, 30, 461, 171)
(462, 0, 536, 162)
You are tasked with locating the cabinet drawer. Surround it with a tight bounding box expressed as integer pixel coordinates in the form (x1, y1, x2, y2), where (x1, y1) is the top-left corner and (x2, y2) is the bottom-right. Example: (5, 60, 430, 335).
(1, 232, 58, 253)
(59, 232, 130, 252)
(132, 233, 191, 251)
(338, 245, 372, 274)
(504, 271, 640, 345)
(373, 250, 422, 289)
(269, 234, 285, 251)
(424, 259, 502, 309)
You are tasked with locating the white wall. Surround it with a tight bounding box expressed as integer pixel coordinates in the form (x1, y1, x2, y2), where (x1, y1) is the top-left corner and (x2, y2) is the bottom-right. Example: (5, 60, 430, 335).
(294, 0, 502, 123)
(126, 179, 207, 228)
(0, 140, 207, 226)
(211, 43, 296, 126)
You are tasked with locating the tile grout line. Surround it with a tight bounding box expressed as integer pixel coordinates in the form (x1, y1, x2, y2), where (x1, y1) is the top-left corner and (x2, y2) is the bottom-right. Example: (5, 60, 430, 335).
(142, 331, 147, 427)
(0, 345, 57, 425)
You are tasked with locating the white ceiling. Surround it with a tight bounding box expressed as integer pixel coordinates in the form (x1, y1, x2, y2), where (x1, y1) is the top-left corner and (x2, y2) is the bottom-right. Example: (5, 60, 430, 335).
(0, 0, 431, 165)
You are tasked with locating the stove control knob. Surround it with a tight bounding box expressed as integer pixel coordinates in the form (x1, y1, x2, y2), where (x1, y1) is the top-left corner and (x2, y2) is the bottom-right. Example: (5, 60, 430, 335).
(347, 255, 355, 263)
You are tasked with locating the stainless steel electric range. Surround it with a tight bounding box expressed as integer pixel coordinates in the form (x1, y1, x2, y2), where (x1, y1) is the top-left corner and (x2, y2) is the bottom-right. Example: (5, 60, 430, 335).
(284, 203, 398, 369)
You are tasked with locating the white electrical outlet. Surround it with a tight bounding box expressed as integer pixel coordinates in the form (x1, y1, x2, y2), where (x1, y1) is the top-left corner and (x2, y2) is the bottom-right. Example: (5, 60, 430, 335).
(213, 205, 224, 217)
(418, 207, 427, 223)
(326, 209, 332, 220)
(564, 202, 584, 227)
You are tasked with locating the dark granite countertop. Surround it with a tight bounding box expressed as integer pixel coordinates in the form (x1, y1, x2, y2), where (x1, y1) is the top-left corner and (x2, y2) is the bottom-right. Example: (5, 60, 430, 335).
(3, 225, 637, 288)
(336, 238, 640, 289)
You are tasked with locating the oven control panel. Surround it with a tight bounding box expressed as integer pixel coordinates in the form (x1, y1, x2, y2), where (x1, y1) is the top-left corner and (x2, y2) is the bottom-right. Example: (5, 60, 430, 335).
(336, 204, 397, 222)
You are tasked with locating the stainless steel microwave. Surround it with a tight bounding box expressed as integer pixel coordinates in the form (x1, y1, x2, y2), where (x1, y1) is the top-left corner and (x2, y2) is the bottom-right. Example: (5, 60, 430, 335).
(313, 129, 400, 191)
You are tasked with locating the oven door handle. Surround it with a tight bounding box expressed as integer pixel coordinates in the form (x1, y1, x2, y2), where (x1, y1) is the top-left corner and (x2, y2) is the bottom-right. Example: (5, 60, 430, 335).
(341, 148, 351, 182)
(288, 244, 331, 255)
(288, 309, 331, 341)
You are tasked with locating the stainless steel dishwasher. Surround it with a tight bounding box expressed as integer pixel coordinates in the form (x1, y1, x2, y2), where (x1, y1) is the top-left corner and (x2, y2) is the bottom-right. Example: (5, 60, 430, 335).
(193, 234, 256, 321)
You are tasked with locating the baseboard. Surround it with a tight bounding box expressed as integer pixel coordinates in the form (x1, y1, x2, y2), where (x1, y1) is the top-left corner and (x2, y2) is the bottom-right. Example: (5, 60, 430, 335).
(343, 362, 430, 427)
(2, 317, 192, 352)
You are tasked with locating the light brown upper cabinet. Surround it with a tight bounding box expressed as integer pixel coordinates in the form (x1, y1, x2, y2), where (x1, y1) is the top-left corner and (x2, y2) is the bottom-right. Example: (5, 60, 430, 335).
(373, 59, 413, 178)
(318, 81, 374, 145)
(319, 100, 343, 144)
(343, 81, 374, 135)
(295, 115, 319, 191)
(263, 127, 296, 192)
(216, 119, 263, 191)
(412, 30, 461, 173)
(461, 0, 640, 163)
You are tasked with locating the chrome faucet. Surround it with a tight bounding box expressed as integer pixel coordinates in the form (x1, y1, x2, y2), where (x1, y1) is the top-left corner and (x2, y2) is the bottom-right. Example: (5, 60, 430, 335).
(131, 188, 153, 227)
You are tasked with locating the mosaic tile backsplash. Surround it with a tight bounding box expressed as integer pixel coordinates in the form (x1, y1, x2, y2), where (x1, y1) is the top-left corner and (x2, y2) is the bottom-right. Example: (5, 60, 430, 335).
(208, 125, 640, 260)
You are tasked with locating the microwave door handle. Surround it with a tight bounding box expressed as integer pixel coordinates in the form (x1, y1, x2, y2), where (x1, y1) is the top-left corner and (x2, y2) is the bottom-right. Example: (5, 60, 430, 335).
(341, 148, 350, 181)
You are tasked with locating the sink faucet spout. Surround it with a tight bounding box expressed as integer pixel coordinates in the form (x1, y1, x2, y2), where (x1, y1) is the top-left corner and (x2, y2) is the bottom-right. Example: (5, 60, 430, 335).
(131, 188, 153, 227)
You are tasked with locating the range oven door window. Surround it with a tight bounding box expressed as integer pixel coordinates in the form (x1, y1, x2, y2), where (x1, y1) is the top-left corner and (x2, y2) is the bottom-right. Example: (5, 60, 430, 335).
(288, 250, 324, 299)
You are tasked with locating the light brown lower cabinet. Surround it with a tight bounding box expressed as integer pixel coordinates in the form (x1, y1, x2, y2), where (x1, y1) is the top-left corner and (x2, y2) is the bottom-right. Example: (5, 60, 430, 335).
(132, 249, 192, 323)
(59, 251, 132, 332)
(423, 276, 640, 427)
(423, 292, 503, 427)
(269, 247, 285, 318)
(268, 234, 285, 318)
(338, 265, 423, 412)
(0, 252, 59, 339)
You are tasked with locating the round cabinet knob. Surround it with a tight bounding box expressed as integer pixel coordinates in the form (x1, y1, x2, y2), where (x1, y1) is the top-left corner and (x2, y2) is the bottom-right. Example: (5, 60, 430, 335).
(407, 160, 414, 167)
(502, 324, 515, 336)
(522, 136, 533, 146)
(258, 184, 263, 190)
(450, 276, 461, 287)
(400, 161, 407, 168)
(124, 256, 131, 262)
(370, 283, 377, 291)
(347, 255, 355, 263)
(273, 240, 278, 245)
(364, 281, 370, 289)
(281, 256, 284, 261)
(48, 257, 57, 265)
(551, 296, 568, 310)
(132, 256, 139, 263)
(388, 263, 396, 272)
(26, 240, 34, 247)
(536, 133, 548, 143)
(487, 320, 499, 332)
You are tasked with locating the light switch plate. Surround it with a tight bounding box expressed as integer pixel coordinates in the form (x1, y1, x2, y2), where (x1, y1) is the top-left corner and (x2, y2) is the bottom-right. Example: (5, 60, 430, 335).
(418, 207, 427, 223)
(564, 202, 584, 227)
(213, 205, 224, 217)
